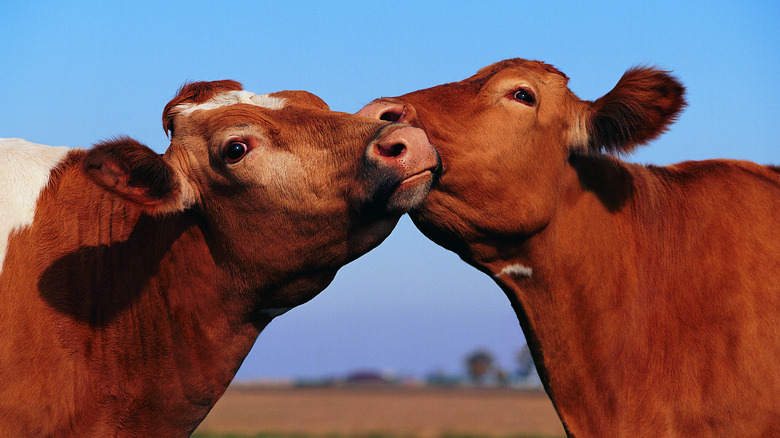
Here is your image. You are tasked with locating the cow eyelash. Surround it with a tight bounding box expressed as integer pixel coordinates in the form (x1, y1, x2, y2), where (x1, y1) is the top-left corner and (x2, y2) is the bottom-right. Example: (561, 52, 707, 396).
(511, 88, 536, 106)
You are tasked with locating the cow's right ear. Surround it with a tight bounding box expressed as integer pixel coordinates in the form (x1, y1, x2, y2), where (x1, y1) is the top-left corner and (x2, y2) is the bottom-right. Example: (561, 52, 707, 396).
(83, 136, 197, 215)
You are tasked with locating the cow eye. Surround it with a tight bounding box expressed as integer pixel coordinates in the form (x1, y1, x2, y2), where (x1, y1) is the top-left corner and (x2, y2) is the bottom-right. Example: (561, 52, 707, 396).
(512, 88, 536, 105)
(223, 141, 248, 163)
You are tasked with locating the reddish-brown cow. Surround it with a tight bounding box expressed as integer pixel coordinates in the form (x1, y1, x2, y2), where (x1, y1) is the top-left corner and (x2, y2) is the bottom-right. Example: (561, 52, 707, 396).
(359, 59, 780, 437)
(0, 80, 439, 436)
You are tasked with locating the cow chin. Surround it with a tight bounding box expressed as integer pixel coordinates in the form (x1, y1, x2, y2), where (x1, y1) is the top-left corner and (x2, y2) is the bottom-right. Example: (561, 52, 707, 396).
(386, 170, 436, 213)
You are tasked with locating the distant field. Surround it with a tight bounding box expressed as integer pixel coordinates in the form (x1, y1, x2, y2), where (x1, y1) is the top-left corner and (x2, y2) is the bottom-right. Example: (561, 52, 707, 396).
(194, 385, 565, 438)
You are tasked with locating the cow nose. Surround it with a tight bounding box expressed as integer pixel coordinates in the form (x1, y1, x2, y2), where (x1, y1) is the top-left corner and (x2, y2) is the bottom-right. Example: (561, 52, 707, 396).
(357, 100, 411, 124)
(374, 127, 410, 159)
(368, 125, 437, 176)
(364, 124, 440, 212)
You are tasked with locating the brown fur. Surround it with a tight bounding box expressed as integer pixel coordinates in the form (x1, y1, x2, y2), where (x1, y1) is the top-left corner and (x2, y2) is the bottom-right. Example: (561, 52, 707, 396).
(162, 79, 243, 135)
(83, 136, 181, 207)
(0, 81, 439, 436)
(359, 58, 780, 437)
(588, 67, 686, 154)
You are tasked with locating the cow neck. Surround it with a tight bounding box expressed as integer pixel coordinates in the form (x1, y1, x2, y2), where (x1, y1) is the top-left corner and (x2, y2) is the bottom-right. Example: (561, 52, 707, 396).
(29, 157, 269, 431)
(464, 156, 646, 436)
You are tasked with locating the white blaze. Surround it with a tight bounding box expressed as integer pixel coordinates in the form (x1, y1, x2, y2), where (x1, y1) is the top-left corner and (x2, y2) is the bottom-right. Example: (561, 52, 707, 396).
(176, 90, 286, 115)
(0, 139, 71, 272)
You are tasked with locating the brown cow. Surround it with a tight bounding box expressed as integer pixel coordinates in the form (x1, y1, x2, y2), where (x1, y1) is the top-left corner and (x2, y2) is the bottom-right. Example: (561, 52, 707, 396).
(0, 80, 439, 436)
(359, 59, 780, 437)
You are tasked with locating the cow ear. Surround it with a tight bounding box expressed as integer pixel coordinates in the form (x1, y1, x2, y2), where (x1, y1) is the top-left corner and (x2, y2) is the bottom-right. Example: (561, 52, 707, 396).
(269, 90, 329, 110)
(573, 67, 686, 155)
(83, 136, 197, 215)
(163, 80, 244, 136)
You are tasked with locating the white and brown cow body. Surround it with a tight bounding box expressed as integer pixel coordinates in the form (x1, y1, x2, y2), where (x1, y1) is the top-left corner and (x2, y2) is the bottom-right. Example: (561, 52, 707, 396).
(359, 59, 780, 436)
(0, 80, 439, 436)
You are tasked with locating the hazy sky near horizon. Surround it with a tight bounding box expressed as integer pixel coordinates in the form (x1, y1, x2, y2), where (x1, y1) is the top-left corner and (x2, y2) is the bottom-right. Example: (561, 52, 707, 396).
(2, 1, 777, 380)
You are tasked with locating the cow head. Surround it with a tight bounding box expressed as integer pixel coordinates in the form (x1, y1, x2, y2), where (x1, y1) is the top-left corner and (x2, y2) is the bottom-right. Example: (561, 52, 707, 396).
(83, 80, 440, 308)
(358, 59, 685, 252)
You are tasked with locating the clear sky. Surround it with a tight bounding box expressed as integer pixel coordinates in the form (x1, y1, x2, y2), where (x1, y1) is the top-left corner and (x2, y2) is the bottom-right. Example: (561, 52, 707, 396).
(2, 1, 777, 380)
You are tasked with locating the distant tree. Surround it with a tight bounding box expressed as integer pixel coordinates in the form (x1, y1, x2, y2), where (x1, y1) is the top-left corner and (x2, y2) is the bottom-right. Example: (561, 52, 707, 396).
(465, 349, 494, 384)
(495, 367, 510, 386)
(425, 368, 460, 387)
(516, 344, 543, 388)
(516, 345, 535, 379)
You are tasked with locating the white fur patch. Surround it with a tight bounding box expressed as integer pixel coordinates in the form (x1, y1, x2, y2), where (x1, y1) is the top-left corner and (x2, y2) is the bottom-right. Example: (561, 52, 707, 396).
(176, 90, 286, 115)
(0, 139, 71, 272)
(496, 263, 533, 279)
(568, 112, 589, 152)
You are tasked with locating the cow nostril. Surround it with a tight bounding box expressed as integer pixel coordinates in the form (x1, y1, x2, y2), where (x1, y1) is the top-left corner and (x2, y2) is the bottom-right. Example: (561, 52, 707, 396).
(379, 110, 403, 122)
(376, 142, 406, 158)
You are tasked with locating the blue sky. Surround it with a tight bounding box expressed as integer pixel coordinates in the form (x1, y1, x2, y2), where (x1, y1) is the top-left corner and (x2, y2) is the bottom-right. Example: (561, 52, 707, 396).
(2, 1, 777, 380)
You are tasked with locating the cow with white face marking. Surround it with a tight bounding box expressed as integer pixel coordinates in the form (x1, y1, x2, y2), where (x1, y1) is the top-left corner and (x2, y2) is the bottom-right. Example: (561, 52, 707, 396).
(0, 80, 440, 436)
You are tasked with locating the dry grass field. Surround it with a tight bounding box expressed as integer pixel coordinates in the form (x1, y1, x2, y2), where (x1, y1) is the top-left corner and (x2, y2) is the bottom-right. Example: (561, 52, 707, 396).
(194, 385, 566, 438)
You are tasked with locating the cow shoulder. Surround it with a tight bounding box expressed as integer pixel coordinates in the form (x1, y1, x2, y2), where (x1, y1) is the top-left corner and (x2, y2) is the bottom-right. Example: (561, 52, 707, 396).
(0, 138, 72, 269)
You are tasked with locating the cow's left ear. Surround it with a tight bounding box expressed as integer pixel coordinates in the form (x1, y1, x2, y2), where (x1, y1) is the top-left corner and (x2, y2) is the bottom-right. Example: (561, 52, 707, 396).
(269, 90, 330, 110)
(571, 67, 686, 155)
(83, 136, 197, 215)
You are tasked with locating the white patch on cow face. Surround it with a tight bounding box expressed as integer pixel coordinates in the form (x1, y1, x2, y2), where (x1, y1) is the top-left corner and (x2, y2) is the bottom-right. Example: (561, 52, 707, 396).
(0, 139, 71, 272)
(568, 111, 590, 153)
(176, 91, 286, 115)
(496, 263, 533, 279)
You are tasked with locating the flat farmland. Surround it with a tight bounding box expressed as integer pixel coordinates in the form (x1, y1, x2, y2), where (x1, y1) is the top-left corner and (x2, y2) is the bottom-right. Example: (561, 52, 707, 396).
(194, 385, 566, 437)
